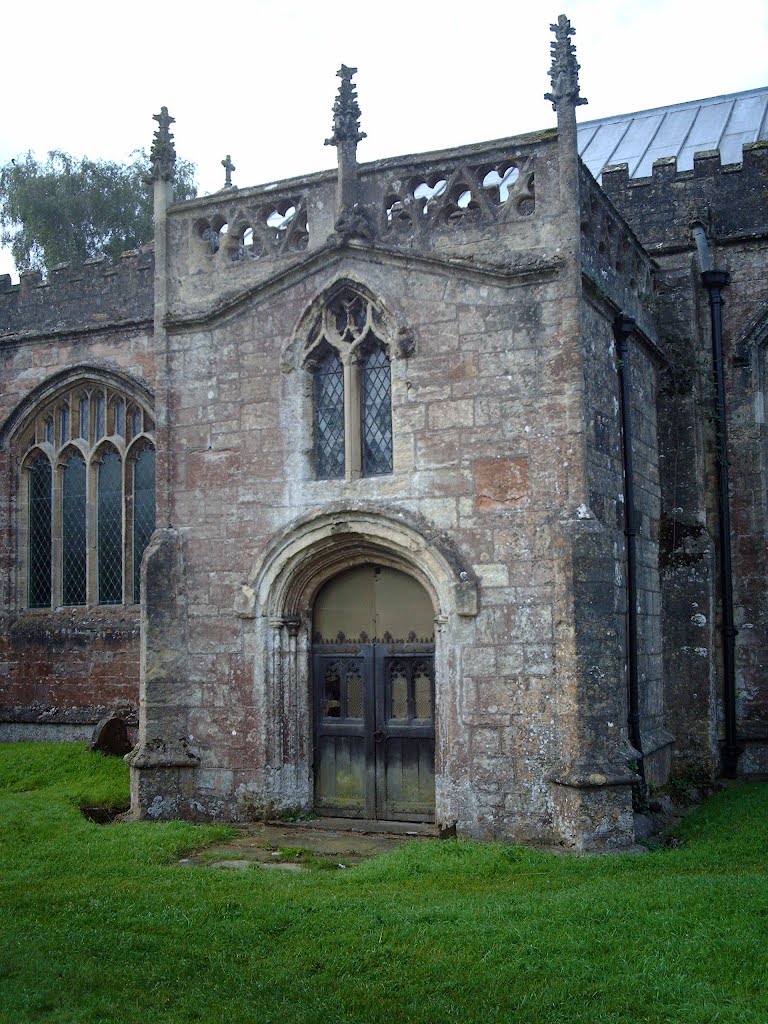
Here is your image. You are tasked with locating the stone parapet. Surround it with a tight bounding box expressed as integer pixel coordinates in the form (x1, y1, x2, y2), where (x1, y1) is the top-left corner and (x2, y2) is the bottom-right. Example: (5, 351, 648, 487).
(601, 143, 768, 249)
(0, 247, 154, 341)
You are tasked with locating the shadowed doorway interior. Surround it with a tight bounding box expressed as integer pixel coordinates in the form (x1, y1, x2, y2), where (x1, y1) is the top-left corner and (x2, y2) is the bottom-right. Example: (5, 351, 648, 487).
(312, 565, 436, 821)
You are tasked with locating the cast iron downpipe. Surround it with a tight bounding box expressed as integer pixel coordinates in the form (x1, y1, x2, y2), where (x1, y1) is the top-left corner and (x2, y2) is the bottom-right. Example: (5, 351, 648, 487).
(693, 224, 741, 777)
(613, 314, 644, 784)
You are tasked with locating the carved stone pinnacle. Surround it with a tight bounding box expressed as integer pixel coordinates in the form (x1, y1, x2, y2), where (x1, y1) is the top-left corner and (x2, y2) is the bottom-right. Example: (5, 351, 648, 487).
(325, 64, 367, 148)
(544, 14, 588, 111)
(150, 106, 177, 183)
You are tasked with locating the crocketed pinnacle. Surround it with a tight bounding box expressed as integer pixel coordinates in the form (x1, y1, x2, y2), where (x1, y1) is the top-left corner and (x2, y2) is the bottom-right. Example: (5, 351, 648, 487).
(150, 107, 177, 182)
(544, 15, 588, 111)
(325, 65, 367, 148)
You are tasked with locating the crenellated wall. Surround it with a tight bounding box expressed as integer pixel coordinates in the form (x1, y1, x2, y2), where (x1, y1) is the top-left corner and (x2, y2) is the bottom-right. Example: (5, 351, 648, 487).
(600, 143, 768, 248)
(0, 247, 154, 341)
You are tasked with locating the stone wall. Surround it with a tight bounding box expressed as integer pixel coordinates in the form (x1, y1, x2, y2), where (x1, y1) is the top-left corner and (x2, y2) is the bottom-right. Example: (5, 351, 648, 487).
(128, 127, 657, 847)
(0, 255, 155, 737)
(604, 144, 768, 778)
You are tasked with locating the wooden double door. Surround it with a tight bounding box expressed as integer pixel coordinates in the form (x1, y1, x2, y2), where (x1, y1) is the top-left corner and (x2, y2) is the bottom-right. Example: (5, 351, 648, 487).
(313, 642, 435, 821)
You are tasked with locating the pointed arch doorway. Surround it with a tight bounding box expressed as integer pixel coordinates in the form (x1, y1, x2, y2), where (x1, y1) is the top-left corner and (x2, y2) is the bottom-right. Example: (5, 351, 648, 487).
(312, 565, 436, 822)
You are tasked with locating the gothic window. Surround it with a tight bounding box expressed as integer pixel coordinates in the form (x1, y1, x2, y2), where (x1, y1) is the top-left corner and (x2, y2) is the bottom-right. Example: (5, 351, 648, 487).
(306, 287, 394, 480)
(313, 349, 346, 479)
(18, 380, 156, 609)
(361, 343, 393, 476)
(132, 446, 156, 604)
(28, 457, 52, 608)
(97, 448, 123, 604)
(62, 452, 87, 606)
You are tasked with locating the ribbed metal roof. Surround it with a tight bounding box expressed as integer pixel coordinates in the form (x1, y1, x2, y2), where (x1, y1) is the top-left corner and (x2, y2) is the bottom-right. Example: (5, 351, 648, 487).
(577, 87, 768, 179)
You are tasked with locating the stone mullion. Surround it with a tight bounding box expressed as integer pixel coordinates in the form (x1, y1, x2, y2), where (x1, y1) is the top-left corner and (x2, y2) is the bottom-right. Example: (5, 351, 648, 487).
(344, 356, 362, 480)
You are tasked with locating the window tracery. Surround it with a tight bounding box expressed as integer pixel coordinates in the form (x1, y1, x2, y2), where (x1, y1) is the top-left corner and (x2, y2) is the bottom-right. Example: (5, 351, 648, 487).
(18, 381, 156, 609)
(305, 287, 394, 480)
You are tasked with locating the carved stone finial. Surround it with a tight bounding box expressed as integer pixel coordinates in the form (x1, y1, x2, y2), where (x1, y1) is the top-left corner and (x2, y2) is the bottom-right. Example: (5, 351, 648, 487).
(150, 106, 177, 182)
(544, 14, 588, 111)
(221, 154, 236, 189)
(323, 65, 374, 243)
(325, 65, 367, 148)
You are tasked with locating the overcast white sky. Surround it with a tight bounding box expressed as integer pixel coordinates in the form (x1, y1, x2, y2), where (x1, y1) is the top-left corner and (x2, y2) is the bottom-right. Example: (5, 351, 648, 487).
(2, 0, 767, 280)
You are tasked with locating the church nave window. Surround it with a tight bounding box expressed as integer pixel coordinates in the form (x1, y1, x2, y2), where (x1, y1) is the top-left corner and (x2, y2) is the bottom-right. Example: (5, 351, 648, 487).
(19, 381, 156, 609)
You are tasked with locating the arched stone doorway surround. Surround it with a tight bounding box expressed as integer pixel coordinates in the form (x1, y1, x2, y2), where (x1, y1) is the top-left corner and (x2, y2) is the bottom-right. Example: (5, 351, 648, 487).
(238, 503, 479, 824)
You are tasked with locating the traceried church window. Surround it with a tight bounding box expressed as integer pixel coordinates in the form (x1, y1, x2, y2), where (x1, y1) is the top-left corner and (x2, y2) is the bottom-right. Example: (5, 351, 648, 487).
(313, 348, 346, 479)
(19, 381, 156, 609)
(361, 342, 393, 476)
(28, 457, 52, 608)
(132, 447, 156, 604)
(62, 452, 87, 605)
(97, 449, 123, 604)
(306, 287, 394, 480)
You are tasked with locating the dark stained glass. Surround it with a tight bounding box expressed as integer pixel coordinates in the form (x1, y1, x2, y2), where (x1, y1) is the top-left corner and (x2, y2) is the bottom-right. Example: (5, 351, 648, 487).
(59, 404, 70, 445)
(314, 350, 345, 479)
(28, 458, 52, 608)
(114, 400, 125, 437)
(98, 450, 123, 604)
(361, 345, 393, 476)
(95, 395, 105, 439)
(133, 447, 156, 603)
(78, 395, 89, 440)
(62, 453, 87, 605)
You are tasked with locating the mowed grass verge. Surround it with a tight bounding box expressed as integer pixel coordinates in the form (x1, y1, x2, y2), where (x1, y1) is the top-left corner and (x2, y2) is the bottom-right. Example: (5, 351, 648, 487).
(1, 743, 766, 1024)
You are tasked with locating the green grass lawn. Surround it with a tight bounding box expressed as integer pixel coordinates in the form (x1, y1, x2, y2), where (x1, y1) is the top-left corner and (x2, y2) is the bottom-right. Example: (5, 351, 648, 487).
(1, 744, 766, 1024)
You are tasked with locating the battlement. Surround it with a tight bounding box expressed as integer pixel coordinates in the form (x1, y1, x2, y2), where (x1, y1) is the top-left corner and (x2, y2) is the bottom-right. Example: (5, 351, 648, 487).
(600, 142, 768, 249)
(0, 246, 155, 341)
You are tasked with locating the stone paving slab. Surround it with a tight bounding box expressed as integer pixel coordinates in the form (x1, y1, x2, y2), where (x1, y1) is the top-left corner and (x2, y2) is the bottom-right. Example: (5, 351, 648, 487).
(180, 819, 435, 871)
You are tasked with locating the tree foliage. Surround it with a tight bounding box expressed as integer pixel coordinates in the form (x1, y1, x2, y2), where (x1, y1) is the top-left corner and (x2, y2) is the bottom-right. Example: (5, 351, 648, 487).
(0, 150, 196, 274)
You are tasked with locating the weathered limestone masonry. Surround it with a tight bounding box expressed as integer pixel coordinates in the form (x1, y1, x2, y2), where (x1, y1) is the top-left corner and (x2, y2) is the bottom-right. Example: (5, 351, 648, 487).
(0, 249, 155, 739)
(3, 17, 767, 849)
(126, 19, 665, 848)
(603, 142, 768, 777)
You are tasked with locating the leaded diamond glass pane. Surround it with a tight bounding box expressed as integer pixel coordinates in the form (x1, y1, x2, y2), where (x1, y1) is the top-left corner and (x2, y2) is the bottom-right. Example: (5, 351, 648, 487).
(98, 450, 123, 604)
(28, 458, 52, 608)
(414, 665, 433, 720)
(133, 447, 156, 603)
(62, 454, 86, 605)
(391, 666, 408, 719)
(314, 350, 345, 479)
(345, 668, 363, 719)
(362, 346, 393, 476)
(44, 417, 54, 444)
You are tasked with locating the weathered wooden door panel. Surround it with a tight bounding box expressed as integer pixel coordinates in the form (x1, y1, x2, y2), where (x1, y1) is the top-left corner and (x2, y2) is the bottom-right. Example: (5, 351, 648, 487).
(374, 647, 435, 821)
(377, 737, 436, 820)
(313, 648, 375, 818)
(315, 735, 367, 816)
(313, 642, 435, 821)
